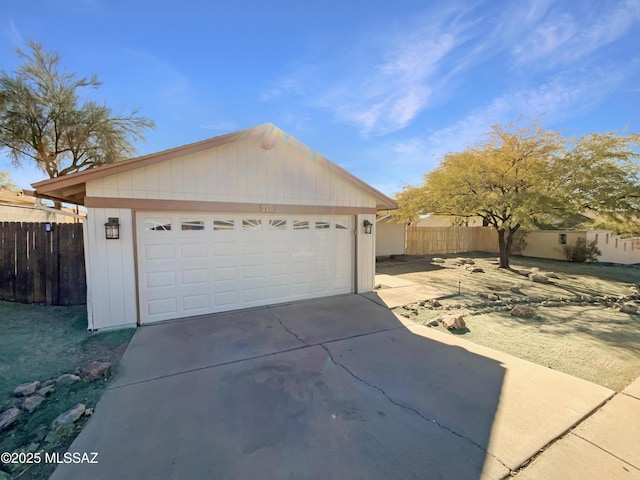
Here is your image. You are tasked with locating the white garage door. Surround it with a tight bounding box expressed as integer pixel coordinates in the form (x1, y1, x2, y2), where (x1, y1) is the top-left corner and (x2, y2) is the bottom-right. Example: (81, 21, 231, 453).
(136, 212, 354, 323)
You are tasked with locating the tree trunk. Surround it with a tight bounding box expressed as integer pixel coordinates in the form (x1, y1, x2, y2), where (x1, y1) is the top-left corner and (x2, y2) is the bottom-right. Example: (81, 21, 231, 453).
(497, 229, 510, 268)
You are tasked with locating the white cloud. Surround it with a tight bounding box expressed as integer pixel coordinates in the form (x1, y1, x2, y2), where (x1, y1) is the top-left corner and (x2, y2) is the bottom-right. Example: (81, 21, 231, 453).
(423, 69, 627, 160)
(263, 5, 485, 136)
(512, 0, 640, 67)
(5, 19, 25, 47)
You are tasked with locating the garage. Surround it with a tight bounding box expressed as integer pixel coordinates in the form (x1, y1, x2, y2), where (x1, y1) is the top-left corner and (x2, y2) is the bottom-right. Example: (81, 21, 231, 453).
(137, 212, 353, 323)
(32, 123, 397, 330)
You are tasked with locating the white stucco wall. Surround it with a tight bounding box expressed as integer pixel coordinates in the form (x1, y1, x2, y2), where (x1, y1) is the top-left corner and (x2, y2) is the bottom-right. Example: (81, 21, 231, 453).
(520, 229, 640, 265)
(587, 230, 640, 264)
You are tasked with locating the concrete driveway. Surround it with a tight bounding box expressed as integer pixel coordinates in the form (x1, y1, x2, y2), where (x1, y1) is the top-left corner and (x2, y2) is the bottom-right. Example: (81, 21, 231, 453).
(52, 294, 613, 480)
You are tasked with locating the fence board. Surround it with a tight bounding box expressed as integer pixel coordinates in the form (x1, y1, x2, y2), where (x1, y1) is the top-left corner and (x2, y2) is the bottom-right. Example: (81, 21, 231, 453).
(0, 222, 85, 305)
(406, 226, 499, 255)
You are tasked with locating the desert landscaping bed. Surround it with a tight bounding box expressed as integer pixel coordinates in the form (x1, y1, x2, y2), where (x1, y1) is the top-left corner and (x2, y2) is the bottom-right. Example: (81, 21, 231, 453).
(377, 254, 640, 392)
(0, 302, 133, 479)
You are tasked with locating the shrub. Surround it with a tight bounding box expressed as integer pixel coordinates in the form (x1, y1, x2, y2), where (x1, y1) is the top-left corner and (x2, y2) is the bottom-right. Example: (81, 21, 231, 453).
(562, 238, 601, 262)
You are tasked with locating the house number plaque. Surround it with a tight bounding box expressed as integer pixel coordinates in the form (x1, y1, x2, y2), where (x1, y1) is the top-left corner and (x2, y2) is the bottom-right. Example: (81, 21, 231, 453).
(260, 204, 275, 213)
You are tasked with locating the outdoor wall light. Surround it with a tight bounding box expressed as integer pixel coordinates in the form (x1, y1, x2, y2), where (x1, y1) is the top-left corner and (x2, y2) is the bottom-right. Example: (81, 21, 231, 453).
(363, 219, 373, 234)
(44, 222, 52, 233)
(104, 217, 120, 240)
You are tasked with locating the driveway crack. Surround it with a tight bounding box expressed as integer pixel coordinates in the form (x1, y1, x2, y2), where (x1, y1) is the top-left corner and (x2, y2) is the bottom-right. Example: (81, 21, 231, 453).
(319, 342, 512, 474)
(267, 306, 310, 346)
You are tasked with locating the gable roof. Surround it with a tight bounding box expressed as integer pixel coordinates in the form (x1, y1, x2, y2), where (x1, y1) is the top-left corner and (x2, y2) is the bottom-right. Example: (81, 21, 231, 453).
(32, 123, 397, 210)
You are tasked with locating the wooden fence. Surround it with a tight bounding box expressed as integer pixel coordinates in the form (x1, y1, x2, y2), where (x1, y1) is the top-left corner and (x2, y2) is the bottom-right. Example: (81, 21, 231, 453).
(0, 222, 86, 305)
(406, 226, 499, 255)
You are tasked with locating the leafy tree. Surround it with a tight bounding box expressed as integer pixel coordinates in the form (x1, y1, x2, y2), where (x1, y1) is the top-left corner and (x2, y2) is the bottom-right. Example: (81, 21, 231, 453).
(394, 120, 640, 268)
(0, 41, 155, 182)
(0, 170, 21, 192)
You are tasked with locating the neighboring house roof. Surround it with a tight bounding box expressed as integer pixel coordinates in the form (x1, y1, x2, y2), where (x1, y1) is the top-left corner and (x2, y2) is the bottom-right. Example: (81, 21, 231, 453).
(32, 123, 398, 210)
(0, 188, 34, 206)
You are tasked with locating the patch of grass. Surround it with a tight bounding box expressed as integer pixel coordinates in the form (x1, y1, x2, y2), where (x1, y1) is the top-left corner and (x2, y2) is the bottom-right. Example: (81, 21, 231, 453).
(0, 301, 134, 479)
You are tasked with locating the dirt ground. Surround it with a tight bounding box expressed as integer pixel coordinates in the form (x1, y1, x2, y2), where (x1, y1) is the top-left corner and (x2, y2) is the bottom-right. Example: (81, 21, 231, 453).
(376, 254, 640, 392)
(0, 302, 134, 479)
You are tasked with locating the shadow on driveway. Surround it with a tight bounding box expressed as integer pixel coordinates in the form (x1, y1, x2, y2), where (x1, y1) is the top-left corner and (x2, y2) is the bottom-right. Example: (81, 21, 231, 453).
(51, 294, 611, 480)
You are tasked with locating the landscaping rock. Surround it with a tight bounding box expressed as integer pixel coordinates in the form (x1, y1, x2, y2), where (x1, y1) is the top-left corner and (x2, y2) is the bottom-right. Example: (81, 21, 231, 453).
(37, 385, 56, 397)
(487, 293, 500, 301)
(440, 313, 467, 330)
(465, 265, 484, 273)
(619, 302, 638, 314)
(32, 427, 48, 443)
(45, 423, 75, 444)
(511, 305, 537, 318)
(0, 407, 21, 431)
(55, 373, 80, 386)
(12, 381, 40, 397)
(529, 273, 550, 284)
(510, 286, 522, 294)
(429, 300, 442, 307)
(431, 257, 445, 263)
(50, 403, 85, 430)
(545, 272, 560, 279)
(428, 320, 439, 327)
(519, 270, 532, 276)
(21, 395, 44, 413)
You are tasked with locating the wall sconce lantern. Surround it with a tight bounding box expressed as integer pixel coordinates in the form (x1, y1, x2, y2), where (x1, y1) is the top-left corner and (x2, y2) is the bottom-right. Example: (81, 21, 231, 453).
(363, 219, 373, 235)
(105, 217, 120, 240)
(44, 222, 52, 233)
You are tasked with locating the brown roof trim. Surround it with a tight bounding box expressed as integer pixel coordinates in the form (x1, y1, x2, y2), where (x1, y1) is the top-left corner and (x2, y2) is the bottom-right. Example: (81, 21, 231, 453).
(32, 123, 397, 210)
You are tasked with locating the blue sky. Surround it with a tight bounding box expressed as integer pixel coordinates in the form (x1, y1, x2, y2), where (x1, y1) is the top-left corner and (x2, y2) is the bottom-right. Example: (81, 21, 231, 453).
(1, 0, 639, 197)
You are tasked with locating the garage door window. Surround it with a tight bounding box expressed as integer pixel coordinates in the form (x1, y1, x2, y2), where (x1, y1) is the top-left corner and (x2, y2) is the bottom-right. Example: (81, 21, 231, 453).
(181, 219, 205, 231)
(213, 219, 235, 231)
(315, 220, 330, 230)
(242, 219, 262, 230)
(268, 219, 287, 230)
(335, 220, 349, 230)
(144, 218, 172, 231)
(293, 220, 309, 230)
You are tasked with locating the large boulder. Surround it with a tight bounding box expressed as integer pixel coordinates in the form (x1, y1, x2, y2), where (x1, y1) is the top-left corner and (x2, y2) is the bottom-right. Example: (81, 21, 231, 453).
(0, 407, 21, 431)
(12, 381, 40, 397)
(22, 395, 44, 413)
(50, 403, 86, 430)
(440, 313, 467, 330)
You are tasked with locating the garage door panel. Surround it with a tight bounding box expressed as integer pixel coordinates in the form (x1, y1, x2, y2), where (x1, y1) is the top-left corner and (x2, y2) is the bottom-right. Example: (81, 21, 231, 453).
(213, 242, 238, 256)
(179, 243, 208, 258)
(213, 266, 239, 281)
(145, 244, 175, 261)
(145, 271, 176, 288)
(147, 297, 177, 316)
(181, 269, 208, 285)
(182, 294, 209, 311)
(137, 213, 354, 323)
(242, 287, 265, 303)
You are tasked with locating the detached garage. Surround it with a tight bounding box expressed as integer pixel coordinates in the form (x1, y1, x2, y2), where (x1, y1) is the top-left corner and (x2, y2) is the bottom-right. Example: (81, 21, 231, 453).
(33, 124, 397, 330)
